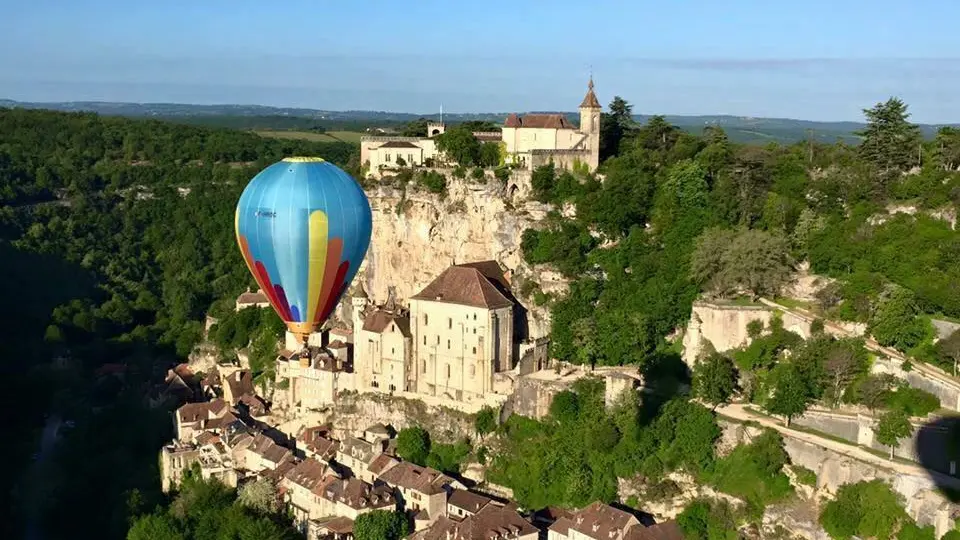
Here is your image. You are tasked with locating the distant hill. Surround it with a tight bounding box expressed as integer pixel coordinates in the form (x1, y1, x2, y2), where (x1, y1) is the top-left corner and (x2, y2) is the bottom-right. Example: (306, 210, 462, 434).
(1, 99, 955, 145)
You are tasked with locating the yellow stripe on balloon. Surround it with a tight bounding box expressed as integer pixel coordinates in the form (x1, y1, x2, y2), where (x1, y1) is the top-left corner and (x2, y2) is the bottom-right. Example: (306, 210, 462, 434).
(306, 210, 330, 323)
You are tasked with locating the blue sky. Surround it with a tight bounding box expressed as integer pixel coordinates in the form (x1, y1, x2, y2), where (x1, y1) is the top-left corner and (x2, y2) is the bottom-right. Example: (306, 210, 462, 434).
(1, 0, 959, 122)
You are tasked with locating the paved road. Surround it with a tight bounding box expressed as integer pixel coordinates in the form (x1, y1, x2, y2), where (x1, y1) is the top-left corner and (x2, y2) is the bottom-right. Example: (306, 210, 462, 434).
(24, 414, 61, 540)
(715, 402, 960, 490)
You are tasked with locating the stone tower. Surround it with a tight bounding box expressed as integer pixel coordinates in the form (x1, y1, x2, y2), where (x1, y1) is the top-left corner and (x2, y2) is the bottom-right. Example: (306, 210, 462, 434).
(350, 282, 369, 333)
(579, 77, 602, 170)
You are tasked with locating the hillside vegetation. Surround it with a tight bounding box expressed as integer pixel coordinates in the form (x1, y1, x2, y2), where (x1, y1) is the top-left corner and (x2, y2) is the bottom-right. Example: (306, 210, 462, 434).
(523, 96, 960, 373)
(0, 107, 356, 538)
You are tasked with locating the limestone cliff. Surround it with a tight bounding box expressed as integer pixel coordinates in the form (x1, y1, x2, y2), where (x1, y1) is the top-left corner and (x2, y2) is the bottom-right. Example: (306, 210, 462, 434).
(353, 175, 564, 340)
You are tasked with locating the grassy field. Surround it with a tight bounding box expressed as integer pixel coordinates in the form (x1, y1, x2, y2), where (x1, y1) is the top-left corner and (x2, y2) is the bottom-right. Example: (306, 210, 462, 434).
(255, 130, 365, 144)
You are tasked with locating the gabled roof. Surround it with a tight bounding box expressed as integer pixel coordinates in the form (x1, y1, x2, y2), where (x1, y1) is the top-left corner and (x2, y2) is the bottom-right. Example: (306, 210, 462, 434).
(410, 504, 538, 540)
(503, 113, 575, 129)
(249, 433, 293, 464)
(411, 262, 513, 309)
(379, 140, 420, 149)
(298, 425, 339, 458)
(225, 370, 254, 403)
(319, 477, 395, 510)
(283, 457, 329, 490)
(367, 453, 400, 477)
(447, 489, 494, 514)
(362, 309, 411, 336)
(377, 461, 452, 495)
(565, 501, 641, 539)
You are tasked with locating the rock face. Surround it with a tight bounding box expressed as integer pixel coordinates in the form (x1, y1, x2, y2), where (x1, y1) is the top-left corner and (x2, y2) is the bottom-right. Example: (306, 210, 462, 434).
(356, 176, 562, 340)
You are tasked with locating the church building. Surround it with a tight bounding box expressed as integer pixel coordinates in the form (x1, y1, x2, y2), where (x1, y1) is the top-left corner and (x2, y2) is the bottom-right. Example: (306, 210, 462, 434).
(359, 79, 602, 176)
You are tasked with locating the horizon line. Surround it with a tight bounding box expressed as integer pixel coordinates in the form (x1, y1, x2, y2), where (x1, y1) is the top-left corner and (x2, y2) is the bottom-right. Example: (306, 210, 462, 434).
(4, 97, 959, 127)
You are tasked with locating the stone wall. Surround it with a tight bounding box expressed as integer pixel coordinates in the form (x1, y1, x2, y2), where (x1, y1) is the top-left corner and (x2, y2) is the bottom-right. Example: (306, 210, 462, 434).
(682, 302, 773, 364)
(870, 354, 960, 410)
(720, 419, 959, 538)
(792, 408, 959, 474)
(356, 176, 561, 341)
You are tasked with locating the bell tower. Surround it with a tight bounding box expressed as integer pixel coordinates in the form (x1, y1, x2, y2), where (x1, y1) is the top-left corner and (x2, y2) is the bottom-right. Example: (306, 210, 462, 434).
(578, 77, 602, 170)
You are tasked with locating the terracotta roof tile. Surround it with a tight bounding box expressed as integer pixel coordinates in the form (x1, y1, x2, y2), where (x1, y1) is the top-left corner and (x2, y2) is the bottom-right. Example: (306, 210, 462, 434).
(316, 477, 395, 510)
(410, 505, 538, 540)
(447, 489, 494, 514)
(377, 461, 452, 495)
(298, 425, 339, 459)
(225, 371, 255, 403)
(367, 453, 400, 477)
(362, 309, 411, 336)
(502, 113, 575, 129)
(314, 516, 355, 535)
(411, 262, 513, 309)
(283, 457, 329, 490)
(567, 502, 640, 539)
(237, 290, 269, 305)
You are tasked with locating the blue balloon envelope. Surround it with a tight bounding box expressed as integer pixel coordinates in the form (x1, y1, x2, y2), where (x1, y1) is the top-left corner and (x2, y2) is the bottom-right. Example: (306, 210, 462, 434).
(235, 157, 372, 339)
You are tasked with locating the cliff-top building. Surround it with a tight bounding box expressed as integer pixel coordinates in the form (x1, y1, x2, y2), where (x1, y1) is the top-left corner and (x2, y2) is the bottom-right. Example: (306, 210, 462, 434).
(276, 260, 533, 412)
(359, 79, 602, 176)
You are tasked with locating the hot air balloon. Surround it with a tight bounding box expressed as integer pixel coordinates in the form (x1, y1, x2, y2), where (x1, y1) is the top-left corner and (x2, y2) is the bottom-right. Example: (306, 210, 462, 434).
(235, 157, 372, 345)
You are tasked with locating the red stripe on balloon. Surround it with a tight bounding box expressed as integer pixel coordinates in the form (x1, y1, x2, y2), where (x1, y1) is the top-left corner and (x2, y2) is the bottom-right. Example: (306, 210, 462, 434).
(317, 261, 350, 325)
(314, 238, 343, 323)
(253, 260, 287, 321)
(273, 284, 293, 321)
(241, 234, 281, 312)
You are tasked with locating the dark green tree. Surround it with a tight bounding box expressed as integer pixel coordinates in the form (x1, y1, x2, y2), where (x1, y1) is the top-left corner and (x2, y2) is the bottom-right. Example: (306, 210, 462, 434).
(474, 406, 497, 437)
(435, 126, 481, 166)
(766, 364, 814, 426)
(875, 409, 912, 459)
(856, 97, 921, 172)
(396, 426, 431, 466)
(693, 353, 738, 408)
(354, 510, 410, 540)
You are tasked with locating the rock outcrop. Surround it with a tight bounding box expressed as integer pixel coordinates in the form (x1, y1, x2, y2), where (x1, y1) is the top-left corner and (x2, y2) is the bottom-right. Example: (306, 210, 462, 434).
(355, 176, 563, 340)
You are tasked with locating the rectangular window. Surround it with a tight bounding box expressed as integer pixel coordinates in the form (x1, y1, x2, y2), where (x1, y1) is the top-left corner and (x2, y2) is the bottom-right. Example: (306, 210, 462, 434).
(423, 335, 426, 345)
(446, 364, 451, 378)
(385, 153, 391, 162)
(422, 360, 426, 373)
(424, 314, 428, 325)
(472, 347, 477, 354)
(408, 153, 414, 164)
(436, 336, 440, 345)
(448, 318, 452, 329)
(447, 340, 451, 349)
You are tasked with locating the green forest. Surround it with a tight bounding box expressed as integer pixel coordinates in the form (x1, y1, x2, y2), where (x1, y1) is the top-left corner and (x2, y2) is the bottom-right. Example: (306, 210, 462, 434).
(0, 108, 355, 538)
(2, 91, 960, 539)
